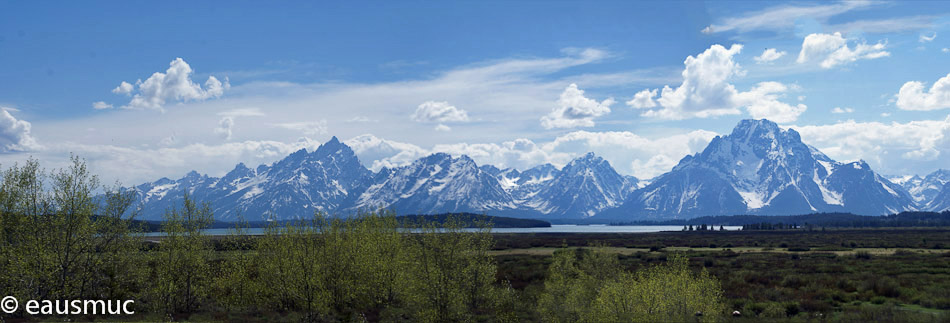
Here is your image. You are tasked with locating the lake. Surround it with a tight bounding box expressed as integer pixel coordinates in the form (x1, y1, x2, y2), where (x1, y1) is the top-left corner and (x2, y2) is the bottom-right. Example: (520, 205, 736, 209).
(142, 225, 743, 236)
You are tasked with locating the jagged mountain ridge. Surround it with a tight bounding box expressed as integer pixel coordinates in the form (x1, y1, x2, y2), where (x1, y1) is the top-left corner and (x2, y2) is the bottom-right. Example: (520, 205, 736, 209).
(132, 137, 374, 220)
(889, 170, 950, 209)
(596, 119, 917, 220)
(131, 138, 635, 221)
(130, 119, 939, 221)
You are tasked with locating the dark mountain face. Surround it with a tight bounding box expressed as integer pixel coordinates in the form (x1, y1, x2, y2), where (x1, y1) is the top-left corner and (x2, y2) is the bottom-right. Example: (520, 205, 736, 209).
(597, 119, 916, 220)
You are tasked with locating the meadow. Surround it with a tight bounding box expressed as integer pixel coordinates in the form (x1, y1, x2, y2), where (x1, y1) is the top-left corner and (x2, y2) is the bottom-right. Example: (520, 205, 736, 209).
(492, 230, 950, 322)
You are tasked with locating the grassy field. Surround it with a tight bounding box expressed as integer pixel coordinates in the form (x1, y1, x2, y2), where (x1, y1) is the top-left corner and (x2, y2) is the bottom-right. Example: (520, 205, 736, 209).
(177, 228, 950, 321)
(490, 229, 950, 321)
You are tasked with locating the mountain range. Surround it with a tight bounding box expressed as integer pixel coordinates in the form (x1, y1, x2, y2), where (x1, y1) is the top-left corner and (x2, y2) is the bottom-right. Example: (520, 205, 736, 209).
(128, 119, 950, 221)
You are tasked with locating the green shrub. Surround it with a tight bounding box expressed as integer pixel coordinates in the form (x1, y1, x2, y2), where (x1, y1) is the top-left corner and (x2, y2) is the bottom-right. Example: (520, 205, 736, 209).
(761, 302, 785, 318)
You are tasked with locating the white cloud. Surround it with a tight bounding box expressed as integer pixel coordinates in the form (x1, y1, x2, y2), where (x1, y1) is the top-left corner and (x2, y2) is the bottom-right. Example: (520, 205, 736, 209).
(218, 108, 265, 117)
(274, 120, 328, 136)
(701, 1, 873, 34)
(881, 112, 891, 117)
(344, 129, 718, 179)
(637, 44, 744, 120)
(347, 116, 378, 123)
(794, 117, 950, 175)
(345, 134, 430, 170)
(796, 32, 889, 69)
(159, 135, 176, 147)
(896, 73, 950, 111)
(92, 101, 113, 110)
(632, 44, 804, 122)
(410, 101, 470, 123)
(17, 138, 323, 186)
(920, 32, 937, 43)
(738, 82, 808, 123)
(112, 81, 133, 95)
(828, 15, 938, 35)
(114, 58, 230, 110)
(626, 89, 657, 109)
(0, 109, 40, 152)
(831, 107, 854, 114)
(541, 83, 614, 129)
(944, 48, 950, 53)
(214, 117, 234, 140)
(754, 48, 787, 63)
(434, 124, 451, 132)
(18, 48, 713, 185)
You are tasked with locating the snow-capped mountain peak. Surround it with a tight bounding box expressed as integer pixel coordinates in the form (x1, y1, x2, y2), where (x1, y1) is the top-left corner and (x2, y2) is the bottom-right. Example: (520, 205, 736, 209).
(598, 119, 916, 220)
(126, 119, 936, 221)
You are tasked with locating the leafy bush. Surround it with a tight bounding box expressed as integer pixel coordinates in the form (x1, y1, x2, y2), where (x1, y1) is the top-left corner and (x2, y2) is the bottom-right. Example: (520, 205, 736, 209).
(538, 252, 725, 322)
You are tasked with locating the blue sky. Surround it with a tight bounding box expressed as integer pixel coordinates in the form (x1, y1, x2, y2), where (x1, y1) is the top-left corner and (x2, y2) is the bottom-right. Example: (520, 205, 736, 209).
(2, 1, 950, 185)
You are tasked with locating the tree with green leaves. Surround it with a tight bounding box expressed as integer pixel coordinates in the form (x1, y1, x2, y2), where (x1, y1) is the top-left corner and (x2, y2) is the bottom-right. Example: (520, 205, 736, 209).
(0, 156, 142, 318)
(146, 191, 214, 316)
(537, 247, 621, 322)
(586, 254, 724, 322)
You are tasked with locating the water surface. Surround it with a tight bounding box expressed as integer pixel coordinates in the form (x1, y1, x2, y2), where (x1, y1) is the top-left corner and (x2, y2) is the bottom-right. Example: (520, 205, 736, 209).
(143, 224, 743, 236)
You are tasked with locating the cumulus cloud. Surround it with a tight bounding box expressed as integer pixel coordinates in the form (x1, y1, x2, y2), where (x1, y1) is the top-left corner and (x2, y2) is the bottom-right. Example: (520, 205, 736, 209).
(410, 101, 470, 123)
(112, 81, 134, 95)
(434, 124, 451, 132)
(274, 120, 328, 136)
(92, 101, 113, 110)
(642, 44, 744, 120)
(737, 82, 808, 123)
(797, 32, 889, 69)
(541, 83, 614, 129)
(794, 117, 950, 174)
(831, 107, 854, 114)
(896, 73, 950, 111)
(754, 48, 786, 63)
(0, 109, 40, 152)
(112, 58, 230, 110)
(626, 89, 657, 109)
(920, 32, 937, 43)
(214, 117, 234, 140)
(630, 44, 805, 122)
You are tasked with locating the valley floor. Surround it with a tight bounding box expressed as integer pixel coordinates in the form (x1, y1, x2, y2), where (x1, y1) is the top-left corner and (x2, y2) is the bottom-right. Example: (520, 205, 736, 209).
(491, 229, 950, 322)
(28, 228, 950, 322)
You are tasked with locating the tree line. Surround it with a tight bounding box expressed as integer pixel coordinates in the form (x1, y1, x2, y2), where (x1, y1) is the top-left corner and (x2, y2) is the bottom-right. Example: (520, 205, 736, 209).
(0, 157, 724, 322)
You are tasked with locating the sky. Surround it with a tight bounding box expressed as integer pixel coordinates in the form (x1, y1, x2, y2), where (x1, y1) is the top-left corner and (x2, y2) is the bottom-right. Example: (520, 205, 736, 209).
(2, 0, 950, 185)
